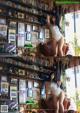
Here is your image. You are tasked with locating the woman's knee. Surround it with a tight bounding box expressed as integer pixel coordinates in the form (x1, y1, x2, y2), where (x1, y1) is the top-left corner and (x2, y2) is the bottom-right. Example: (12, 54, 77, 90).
(59, 92, 65, 103)
(58, 47, 63, 56)
(59, 101, 64, 107)
(58, 38, 64, 48)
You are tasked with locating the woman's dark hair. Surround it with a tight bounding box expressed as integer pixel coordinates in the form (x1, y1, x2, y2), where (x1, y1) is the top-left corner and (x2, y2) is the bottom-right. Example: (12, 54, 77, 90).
(51, 4, 64, 31)
(50, 14, 64, 35)
(50, 15, 61, 27)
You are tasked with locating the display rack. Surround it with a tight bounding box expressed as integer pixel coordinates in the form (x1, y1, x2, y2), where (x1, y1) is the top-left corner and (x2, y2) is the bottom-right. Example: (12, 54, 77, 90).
(0, 56, 80, 81)
(8, 56, 80, 68)
(6, 0, 51, 14)
(0, 0, 52, 55)
(0, 0, 51, 20)
(0, 59, 43, 112)
(0, 57, 52, 80)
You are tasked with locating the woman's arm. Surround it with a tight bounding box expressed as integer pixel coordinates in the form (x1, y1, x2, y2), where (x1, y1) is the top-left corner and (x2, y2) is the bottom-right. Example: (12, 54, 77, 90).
(46, 15, 53, 40)
(46, 15, 51, 26)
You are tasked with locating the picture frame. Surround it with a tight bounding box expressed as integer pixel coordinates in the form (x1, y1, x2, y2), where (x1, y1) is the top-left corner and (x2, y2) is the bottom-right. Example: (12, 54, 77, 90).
(18, 69, 25, 76)
(27, 89, 33, 97)
(11, 78, 17, 84)
(1, 76, 7, 82)
(1, 105, 8, 113)
(1, 82, 9, 94)
(8, 34, 16, 43)
(10, 86, 17, 100)
(18, 13, 25, 19)
(0, 19, 6, 24)
(39, 28, 44, 39)
(19, 79, 27, 103)
(31, 31, 38, 38)
(8, 29, 16, 43)
(19, 90, 27, 103)
(34, 82, 39, 88)
(26, 24, 32, 32)
(19, 79, 26, 89)
(8, 29, 16, 35)
(18, 33, 25, 47)
(33, 17, 38, 23)
(26, 33, 31, 41)
(45, 29, 49, 39)
(9, 21, 16, 28)
(32, 25, 39, 31)
(18, 23, 25, 33)
(0, 24, 7, 37)
(28, 81, 33, 88)
(31, 31, 38, 44)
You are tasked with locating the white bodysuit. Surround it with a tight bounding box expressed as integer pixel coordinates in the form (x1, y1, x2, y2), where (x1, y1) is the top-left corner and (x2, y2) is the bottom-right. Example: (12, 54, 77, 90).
(50, 25, 63, 41)
(51, 82, 62, 96)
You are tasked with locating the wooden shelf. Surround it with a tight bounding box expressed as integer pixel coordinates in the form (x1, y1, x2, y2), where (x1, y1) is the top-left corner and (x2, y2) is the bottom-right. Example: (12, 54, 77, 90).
(0, 3, 45, 26)
(0, 54, 17, 57)
(0, 98, 9, 101)
(10, 56, 80, 69)
(0, 42, 7, 44)
(10, 56, 53, 69)
(0, 59, 53, 75)
(0, 37, 7, 41)
(0, 3, 44, 17)
(6, 0, 51, 15)
(0, 56, 53, 70)
(0, 14, 41, 26)
(0, 70, 43, 81)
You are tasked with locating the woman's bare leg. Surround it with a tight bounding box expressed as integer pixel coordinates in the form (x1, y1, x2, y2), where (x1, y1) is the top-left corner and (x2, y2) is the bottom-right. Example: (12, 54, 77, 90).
(51, 38, 57, 56)
(59, 91, 65, 113)
(58, 37, 64, 56)
(55, 45, 58, 57)
(56, 101, 59, 113)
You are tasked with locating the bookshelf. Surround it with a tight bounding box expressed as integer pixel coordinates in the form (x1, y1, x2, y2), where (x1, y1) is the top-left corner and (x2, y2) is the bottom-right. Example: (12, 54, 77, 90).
(0, 0, 53, 56)
(0, 58, 45, 112)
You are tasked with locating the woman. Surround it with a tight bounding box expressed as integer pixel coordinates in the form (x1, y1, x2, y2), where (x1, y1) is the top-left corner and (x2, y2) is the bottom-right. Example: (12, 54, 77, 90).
(38, 80, 65, 113)
(47, 15, 64, 57)
(50, 80, 65, 113)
